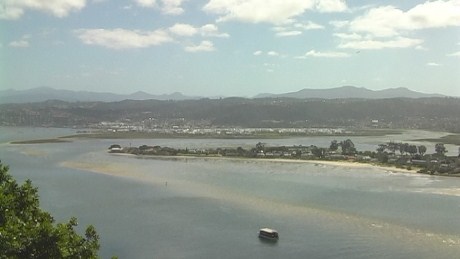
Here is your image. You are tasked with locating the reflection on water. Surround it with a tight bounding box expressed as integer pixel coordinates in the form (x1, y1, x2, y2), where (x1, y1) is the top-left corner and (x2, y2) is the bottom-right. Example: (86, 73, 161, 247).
(1, 127, 460, 258)
(258, 238, 279, 246)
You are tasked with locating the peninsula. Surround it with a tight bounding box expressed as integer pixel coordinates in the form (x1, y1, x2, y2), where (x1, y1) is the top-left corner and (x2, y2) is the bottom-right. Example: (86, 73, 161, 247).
(109, 139, 460, 176)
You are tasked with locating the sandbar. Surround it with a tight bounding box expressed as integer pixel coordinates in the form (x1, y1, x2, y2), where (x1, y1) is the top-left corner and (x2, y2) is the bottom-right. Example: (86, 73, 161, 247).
(108, 152, 416, 173)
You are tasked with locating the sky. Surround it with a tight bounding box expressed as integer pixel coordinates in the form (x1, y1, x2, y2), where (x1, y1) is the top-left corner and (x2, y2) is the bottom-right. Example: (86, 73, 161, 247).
(1, 0, 460, 97)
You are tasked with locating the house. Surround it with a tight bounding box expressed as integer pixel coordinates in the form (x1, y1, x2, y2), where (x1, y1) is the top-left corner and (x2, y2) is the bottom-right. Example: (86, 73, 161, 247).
(108, 144, 122, 152)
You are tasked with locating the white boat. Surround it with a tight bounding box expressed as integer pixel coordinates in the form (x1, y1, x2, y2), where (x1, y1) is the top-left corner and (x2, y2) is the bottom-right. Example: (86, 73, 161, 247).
(258, 228, 279, 241)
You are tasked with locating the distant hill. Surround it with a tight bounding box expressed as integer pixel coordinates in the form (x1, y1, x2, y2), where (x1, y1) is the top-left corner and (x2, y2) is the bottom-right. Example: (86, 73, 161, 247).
(0, 86, 450, 104)
(1, 97, 459, 133)
(254, 86, 446, 99)
(0, 87, 196, 104)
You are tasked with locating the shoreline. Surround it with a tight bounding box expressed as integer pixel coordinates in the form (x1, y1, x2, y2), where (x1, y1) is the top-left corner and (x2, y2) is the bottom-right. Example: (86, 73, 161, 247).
(60, 128, 404, 139)
(109, 152, 416, 174)
(9, 138, 71, 144)
(61, 153, 460, 197)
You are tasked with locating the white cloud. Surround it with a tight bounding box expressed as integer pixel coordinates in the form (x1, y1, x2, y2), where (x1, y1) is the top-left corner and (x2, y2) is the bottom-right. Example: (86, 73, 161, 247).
(348, 6, 402, 37)
(134, 0, 187, 15)
(426, 62, 441, 66)
(407, 0, 460, 28)
(203, 0, 348, 23)
(135, 0, 156, 8)
(273, 20, 323, 37)
(203, 0, 317, 24)
(276, 31, 302, 37)
(0, 0, 86, 20)
(329, 20, 349, 29)
(169, 23, 198, 36)
(9, 39, 29, 48)
(253, 51, 285, 57)
(338, 37, 423, 50)
(9, 34, 30, 48)
(184, 40, 215, 52)
(348, 1, 460, 37)
(293, 21, 324, 30)
(415, 45, 428, 51)
(162, 0, 187, 15)
(332, 1, 459, 51)
(200, 24, 230, 38)
(333, 33, 363, 40)
(168, 23, 229, 38)
(304, 49, 350, 58)
(315, 0, 347, 13)
(75, 28, 173, 49)
(447, 51, 460, 57)
(84, 23, 226, 52)
(203, 0, 347, 24)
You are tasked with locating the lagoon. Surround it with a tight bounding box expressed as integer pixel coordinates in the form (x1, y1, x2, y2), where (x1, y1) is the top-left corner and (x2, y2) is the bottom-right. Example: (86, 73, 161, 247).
(1, 127, 460, 258)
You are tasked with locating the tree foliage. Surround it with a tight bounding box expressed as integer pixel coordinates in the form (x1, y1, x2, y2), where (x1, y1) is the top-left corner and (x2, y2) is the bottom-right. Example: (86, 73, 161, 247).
(340, 139, 356, 156)
(417, 145, 427, 156)
(0, 162, 100, 258)
(311, 146, 326, 158)
(435, 143, 447, 156)
(329, 140, 339, 151)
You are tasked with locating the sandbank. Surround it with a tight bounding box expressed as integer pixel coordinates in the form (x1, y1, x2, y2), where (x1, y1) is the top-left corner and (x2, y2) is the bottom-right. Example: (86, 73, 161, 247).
(63, 153, 460, 199)
(109, 152, 416, 174)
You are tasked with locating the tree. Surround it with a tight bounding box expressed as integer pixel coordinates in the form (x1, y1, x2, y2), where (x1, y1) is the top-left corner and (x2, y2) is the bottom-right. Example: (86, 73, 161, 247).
(0, 162, 101, 258)
(255, 142, 265, 152)
(311, 146, 326, 158)
(236, 146, 246, 156)
(399, 143, 407, 156)
(418, 145, 427, 156)
(387, 141, 398, 154)
(329, 140, 339, 151)
(435, 143, 447, 156)
(376, 144, 387, 153)
(407, 145, 418, 157)
(340, 139, 356, 156)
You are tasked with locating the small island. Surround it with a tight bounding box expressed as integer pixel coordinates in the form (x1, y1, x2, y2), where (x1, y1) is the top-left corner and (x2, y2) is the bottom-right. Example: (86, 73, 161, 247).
(109, 140, 460, 176)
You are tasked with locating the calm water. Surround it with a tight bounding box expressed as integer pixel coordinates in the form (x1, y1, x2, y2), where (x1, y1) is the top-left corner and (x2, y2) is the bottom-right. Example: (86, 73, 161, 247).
(1, 127, 460, 258)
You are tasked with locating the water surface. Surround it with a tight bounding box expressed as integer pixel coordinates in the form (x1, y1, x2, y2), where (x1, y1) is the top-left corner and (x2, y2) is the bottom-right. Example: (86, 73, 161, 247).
(1, 127, 459, 258)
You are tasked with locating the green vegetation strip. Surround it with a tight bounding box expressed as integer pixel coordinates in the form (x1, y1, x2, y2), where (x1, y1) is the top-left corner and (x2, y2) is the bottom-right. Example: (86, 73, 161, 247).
(10, 138, 71, 144)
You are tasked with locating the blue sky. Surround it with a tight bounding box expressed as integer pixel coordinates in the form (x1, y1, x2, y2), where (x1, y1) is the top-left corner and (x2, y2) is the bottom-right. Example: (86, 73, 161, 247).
(1, 0, 460, 97)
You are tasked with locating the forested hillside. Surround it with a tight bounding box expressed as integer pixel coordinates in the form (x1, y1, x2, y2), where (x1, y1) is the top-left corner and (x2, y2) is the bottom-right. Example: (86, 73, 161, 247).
(1, 97, 459, 132)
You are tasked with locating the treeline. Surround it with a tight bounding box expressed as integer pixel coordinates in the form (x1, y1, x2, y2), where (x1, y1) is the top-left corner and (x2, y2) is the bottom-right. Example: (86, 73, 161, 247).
(1, 97, 459, 132)
(110, 140, 460, 175)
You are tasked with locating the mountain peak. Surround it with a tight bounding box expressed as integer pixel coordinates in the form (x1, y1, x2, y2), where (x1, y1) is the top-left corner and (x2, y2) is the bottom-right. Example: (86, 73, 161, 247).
(254, 86, 446, 99)
(0, 88, 196, 104)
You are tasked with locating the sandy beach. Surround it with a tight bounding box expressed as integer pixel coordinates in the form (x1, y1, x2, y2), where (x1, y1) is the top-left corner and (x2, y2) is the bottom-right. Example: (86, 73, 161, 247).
(108, 152, 416, 174)
(61, 152, 460, 201)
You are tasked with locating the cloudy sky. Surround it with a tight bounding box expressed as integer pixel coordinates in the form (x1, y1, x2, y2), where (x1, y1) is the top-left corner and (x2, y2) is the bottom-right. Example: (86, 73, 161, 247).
(2, 0, 460, 97)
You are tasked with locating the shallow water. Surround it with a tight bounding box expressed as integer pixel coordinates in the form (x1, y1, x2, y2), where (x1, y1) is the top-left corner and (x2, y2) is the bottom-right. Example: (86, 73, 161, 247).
(1, 127, 460, 258)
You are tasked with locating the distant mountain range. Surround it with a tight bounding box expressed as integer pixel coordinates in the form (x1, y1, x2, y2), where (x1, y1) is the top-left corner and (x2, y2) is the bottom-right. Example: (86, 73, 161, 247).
(0, 87, 195, 104)
(255, 86, 446, 99)
(0, 86, 449, 104)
